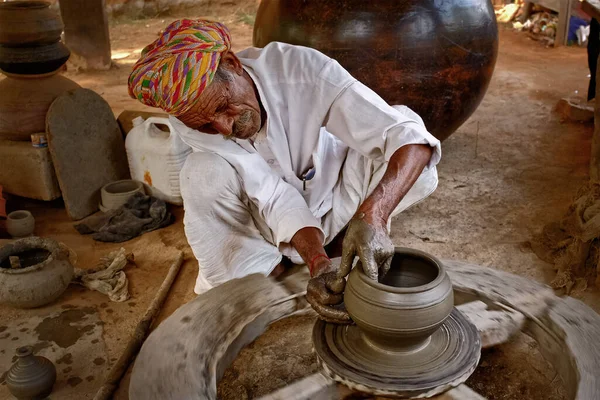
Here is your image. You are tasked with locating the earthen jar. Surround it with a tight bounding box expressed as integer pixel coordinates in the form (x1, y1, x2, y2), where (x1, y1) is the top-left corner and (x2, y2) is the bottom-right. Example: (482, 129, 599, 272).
(0, 237, 74, 308)
(6, 346, 56, 399)
(0, 1, 64, 46)
(0, 41, 70, 75)
(0, 72, 80, 140)
(344, 248, 454, 351)
(6, 210, 35, 238)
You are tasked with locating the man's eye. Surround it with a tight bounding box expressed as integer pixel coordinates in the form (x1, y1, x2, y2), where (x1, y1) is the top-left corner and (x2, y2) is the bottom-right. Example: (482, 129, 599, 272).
(216, 104, 227, 113)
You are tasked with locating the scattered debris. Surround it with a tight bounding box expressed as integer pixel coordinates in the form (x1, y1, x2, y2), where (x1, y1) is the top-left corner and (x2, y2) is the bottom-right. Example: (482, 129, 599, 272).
(529, 182, 600, 293)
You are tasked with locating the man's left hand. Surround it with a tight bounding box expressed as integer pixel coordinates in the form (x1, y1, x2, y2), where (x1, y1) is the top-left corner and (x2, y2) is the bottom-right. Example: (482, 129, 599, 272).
(339, 212, 394, 282)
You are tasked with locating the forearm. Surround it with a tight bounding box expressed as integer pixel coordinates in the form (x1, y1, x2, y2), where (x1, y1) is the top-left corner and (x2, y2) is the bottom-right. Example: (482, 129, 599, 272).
(358, 144, 433, 224)
(290, 227, 333, 276)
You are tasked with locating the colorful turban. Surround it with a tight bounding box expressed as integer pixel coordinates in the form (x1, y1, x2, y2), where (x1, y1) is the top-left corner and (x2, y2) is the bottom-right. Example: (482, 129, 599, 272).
(128, 19, 231, 116)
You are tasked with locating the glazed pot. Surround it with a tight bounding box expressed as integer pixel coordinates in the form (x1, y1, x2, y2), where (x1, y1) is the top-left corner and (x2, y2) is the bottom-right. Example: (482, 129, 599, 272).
(253, 0, 498, 141)
(6, 210, 35, 238)
(0, 237, 74, 308)
(100, 180, 145, 211)
(6, 346, 56, 399)
(0, 1, 64, 46)
(344, 248, 453, 351)
(0, 73, 80, 140)
(0, 41, 70, 75)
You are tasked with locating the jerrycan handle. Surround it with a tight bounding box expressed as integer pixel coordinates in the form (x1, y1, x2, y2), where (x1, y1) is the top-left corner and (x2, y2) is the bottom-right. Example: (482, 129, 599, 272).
(144, 117, 173, 138)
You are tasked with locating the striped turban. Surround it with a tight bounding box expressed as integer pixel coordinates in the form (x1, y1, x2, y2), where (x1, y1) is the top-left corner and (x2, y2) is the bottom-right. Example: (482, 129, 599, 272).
(128, 19, 231, 116)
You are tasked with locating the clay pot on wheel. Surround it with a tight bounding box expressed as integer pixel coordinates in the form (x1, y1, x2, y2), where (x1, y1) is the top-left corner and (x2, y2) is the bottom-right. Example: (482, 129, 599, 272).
(0, 1, 64, 46)
(0, 73, 80, 140)
(344, 248, 454, 351)
(0, 41, 70, 75)
(0, 237, 74, 308)
(6, 346, 56, 400)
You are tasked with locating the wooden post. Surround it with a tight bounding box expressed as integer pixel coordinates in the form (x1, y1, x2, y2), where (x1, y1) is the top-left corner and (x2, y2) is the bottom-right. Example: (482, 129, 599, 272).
(59, 0, 112, 70)
(584, 1, 600, 180)
(556, 0, 573, 47)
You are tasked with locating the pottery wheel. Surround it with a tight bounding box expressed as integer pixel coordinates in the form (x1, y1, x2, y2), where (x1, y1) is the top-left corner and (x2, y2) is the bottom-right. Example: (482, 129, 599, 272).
(313, 309, 481, 398)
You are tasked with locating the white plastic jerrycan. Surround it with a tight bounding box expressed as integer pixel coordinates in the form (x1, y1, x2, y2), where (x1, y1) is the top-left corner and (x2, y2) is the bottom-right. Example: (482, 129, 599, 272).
(125, 116, 192, 205)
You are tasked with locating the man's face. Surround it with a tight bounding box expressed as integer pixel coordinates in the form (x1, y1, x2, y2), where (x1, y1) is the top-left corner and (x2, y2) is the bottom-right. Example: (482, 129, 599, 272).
(178, 60, 262, 140)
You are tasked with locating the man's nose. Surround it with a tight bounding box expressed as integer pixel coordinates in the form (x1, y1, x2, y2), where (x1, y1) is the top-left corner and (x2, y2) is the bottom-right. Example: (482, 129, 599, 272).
(212, 114, 234, 136)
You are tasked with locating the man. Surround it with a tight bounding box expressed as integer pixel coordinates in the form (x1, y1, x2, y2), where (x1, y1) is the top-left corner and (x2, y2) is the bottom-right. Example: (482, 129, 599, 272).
(128, 19, 441, 323)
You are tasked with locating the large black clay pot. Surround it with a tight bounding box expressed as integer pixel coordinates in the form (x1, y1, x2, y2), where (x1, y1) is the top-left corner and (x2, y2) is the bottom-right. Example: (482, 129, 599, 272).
(253, 0, 498, 141)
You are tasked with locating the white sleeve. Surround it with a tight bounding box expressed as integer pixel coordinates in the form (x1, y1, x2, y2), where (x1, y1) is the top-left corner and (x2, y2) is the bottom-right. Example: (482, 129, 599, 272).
(320, 63, 441, 169)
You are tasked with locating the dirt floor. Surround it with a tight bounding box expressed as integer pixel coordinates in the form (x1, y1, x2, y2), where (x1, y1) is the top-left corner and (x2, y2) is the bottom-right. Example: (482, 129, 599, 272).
(1, 2, 599, 399)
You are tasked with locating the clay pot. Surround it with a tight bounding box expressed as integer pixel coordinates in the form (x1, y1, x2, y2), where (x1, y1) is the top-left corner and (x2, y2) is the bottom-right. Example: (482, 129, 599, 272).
(100, 180, 145, 211)
(6, 346, 56, 400)
(253, 0, 498, 141)
(6, 210, 35, 238)
(344, 248, 453, 351)
(0, 1, 64, 46)
(0, 237, 74, 308)
(0, 41, 70, 75)
(0, 73, 80, 140)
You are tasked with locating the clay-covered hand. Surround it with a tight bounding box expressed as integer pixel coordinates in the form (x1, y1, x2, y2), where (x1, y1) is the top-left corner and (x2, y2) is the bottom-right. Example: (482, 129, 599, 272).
(340, 213, 394, 281)
(306, 261, 352, 324)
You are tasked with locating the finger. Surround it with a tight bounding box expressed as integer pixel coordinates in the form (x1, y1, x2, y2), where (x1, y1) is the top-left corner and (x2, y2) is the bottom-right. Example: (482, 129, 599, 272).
(306, 293, 352, 324)
(326, 275, 346, 294)
(307, 278, 343, 305)
(379, 254, 393, 280)
(339, 242, 355, 279)
(357, 245, 378, 281)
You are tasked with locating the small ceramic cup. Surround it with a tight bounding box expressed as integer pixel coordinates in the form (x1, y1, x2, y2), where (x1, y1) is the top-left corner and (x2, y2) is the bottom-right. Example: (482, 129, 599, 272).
(100, 180, 144, 211)
(6, 210, 35, 238)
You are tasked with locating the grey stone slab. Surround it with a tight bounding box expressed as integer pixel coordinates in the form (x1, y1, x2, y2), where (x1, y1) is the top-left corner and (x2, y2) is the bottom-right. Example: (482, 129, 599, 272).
(46, 88, 129, 220)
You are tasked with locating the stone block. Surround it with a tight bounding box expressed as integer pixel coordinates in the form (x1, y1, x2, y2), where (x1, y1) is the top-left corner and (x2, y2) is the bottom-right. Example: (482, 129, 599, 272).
(0, 139, 61, 201)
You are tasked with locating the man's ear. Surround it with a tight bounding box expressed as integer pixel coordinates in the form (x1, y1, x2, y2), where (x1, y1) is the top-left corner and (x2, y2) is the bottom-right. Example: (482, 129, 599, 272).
(221, 51, 243, 76)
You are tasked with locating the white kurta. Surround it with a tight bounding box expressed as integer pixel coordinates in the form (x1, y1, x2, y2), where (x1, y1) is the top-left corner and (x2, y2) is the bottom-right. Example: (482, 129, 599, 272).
(173, 42, 442, 293)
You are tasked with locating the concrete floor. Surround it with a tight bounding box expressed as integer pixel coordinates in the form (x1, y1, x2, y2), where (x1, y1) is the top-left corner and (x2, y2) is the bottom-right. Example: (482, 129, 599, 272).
(1, 5, 598, 400)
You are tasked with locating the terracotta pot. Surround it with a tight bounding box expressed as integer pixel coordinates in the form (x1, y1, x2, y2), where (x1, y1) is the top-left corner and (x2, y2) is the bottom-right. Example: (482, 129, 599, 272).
(0, 237, 74, 308)
(6, 346, 56, 399)
(100, 180, 145, 211)
(0, 73, 80, 140)
(344, 247, 453, 351)
(0, 1, 64, 46)
(6, 210, 35, 238)
(253, 0, 498, 141)
(0, 41, 70, 75)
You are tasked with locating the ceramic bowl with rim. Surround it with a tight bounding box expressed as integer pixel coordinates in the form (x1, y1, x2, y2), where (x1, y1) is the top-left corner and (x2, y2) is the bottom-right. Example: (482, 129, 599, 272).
(344, 247, 454, 351)
(100, 180, 144, 211)
(6, 210, 35, 238)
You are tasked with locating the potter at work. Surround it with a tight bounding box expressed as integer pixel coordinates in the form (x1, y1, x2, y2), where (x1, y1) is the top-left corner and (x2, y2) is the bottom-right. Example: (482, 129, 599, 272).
(128, 19, 441, 322)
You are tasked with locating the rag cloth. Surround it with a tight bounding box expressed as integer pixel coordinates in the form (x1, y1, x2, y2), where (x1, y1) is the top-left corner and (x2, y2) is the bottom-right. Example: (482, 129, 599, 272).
(529, 182, 600, 293)
(128, 19, 231, 116)
(75, 192, 174, 243)
(72, 248, 134, 302)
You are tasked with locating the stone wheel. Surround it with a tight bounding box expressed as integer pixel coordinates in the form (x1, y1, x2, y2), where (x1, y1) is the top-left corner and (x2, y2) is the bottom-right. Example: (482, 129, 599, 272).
(129, 261, 600, 400)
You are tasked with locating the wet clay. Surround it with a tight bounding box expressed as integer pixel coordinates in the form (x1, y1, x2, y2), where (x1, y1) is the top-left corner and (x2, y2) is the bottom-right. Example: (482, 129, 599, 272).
(35, 307, 95, 348)
(313, 248, 481, 398)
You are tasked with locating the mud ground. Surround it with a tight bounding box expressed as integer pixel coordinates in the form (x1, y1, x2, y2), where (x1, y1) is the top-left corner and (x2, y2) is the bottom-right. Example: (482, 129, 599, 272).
(1, 2, 598, 399)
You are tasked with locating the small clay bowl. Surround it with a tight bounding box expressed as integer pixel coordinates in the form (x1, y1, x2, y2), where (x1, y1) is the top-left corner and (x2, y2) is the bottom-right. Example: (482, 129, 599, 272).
(6, 210, 35, 238)
(344, 248, 453, 352)
(100, 180, 144, 211)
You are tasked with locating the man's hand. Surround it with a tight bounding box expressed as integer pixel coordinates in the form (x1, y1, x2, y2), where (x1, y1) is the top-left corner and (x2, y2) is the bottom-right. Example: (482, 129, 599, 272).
(306, 259, 352, 324)
(339, 212, 394, 281)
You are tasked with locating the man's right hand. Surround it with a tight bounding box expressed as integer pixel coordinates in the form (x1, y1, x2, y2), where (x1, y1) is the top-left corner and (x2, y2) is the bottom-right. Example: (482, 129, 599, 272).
(306, 260, 352, 324)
